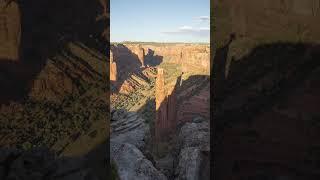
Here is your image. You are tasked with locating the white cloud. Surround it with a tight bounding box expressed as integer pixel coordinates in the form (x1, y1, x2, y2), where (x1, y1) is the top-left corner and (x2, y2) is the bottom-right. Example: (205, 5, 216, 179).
(161, 16, 210, 38)
(161, 25, 209, 37)
(194, 16, 210, 22)
(179, 26, 193, 30)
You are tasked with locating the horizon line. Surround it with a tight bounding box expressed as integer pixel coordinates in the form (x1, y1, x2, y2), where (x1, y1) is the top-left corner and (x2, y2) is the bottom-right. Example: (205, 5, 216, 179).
(110, 41, 210, 44)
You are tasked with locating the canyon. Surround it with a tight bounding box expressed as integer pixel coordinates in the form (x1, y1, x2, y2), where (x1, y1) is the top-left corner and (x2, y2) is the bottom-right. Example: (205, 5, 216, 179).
(110, 42, 210, 180)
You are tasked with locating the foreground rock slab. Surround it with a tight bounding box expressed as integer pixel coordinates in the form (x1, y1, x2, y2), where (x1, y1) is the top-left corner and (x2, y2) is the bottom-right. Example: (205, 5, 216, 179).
(174, 118, 210, 180)
(111, 142, 167, 180)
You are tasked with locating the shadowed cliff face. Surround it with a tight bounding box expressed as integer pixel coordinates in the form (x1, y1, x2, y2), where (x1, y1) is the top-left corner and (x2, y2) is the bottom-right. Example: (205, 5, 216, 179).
(0, 0, 109, 104)
(110, 44, 163, 94)
(213, 40, 320, 179)
(213, 1, 320, 179)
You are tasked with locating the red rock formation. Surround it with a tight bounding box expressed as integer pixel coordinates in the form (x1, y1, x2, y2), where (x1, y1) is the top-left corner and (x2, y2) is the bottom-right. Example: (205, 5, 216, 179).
(138, 47, 145, 67)
(110, 51, 117, 82)
(155, 68, 178, 141)
(0, 1, 21, 61)
(177, 83, 210, 123)
(122, 44, 210, 74)
(155, 68, 168, 140)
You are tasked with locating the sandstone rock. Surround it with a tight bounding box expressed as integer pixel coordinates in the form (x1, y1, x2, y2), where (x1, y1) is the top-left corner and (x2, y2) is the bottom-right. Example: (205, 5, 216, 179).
(111, 110, 149, 150)
(0, 0, 21, 61)
(29, 60, 74, 102)
(174, 120, 210, 180)
(178, 121, 210, 151)
(110, 50, 117, 81)
(174, 147, 202, 180)
(110, 142, 167, 180)
(138, 47, 145, 67)
(119, 44, 210, 74)
(155, 68, 168, 140)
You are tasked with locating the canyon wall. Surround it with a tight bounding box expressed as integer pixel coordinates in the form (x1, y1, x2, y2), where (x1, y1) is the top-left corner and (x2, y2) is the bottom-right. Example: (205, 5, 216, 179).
(0, 0, 21, 61)
(0, 0, 108, 103)
(112, 43, 210, 74)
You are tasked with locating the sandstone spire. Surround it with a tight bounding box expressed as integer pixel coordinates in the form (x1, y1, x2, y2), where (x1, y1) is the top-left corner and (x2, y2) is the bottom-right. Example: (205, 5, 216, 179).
(138, 46, 145, 67)
(155, 68, 167, 140)
(155, 68, 178, 141)
(110, 50, 117, 82)
(0, 0, 21, 61)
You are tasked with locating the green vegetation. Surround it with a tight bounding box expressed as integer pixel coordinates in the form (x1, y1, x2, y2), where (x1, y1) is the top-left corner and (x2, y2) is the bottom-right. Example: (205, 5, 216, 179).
(0, 89, 107, 151)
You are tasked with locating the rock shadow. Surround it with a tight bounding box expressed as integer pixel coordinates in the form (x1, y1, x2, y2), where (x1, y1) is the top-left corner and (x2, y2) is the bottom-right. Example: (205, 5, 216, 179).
(145, 48, 163, 67)
(110, 44, 163, 93)
(213, 36, 320, 179)
(0, 142, 108, 180)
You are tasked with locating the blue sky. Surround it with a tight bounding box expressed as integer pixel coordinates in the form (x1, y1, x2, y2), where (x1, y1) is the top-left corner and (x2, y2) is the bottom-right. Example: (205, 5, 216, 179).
(111, 0, 210, 43)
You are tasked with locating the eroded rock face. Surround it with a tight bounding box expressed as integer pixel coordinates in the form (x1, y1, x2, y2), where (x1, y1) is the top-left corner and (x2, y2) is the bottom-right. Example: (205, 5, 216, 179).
(28, 42, 106, 102)
(110, 109, 166, 180)
(0, 0, 21, 61)
(30, 59, 74, 102)
(111, 142, 167, 180)
(111, 110, 149, 149)
(175, 147, 202, 180)
(122, 44, 210, 74)
(174, 118, 210, 180)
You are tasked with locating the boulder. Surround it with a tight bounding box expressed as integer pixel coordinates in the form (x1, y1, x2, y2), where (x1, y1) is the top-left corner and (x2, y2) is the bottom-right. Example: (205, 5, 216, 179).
(178, 121, 210, 151)
(174, 147, 202, 180)
(174, 120, 210, 180)
(111, 110, 149, 149)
